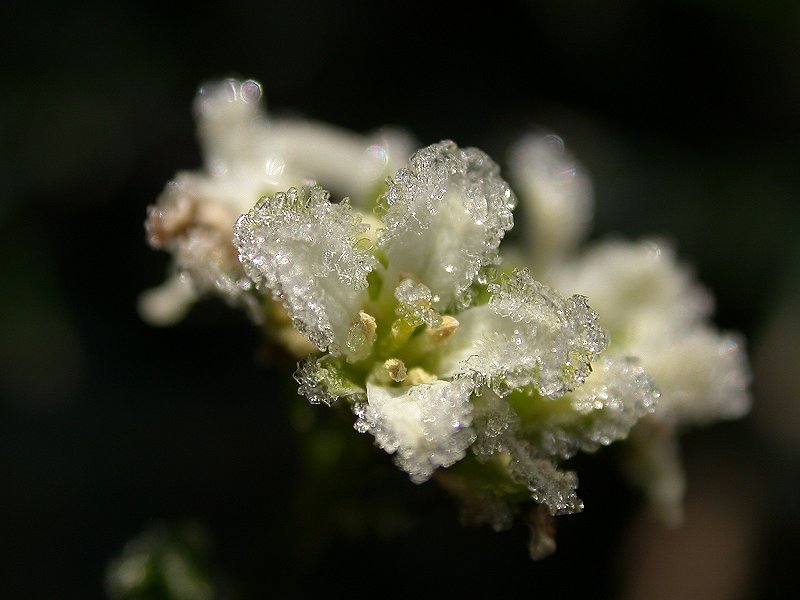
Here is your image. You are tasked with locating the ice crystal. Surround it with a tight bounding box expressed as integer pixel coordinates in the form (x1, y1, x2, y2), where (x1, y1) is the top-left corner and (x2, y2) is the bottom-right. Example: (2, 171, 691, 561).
(294, 356, 365, 406)
(173, 228, 261, 320)
(527, 353, 660, 460)
(378, 141, 516, 309)
(393, 278, 441, 328)
(234, 185, 377, 355)
(469, 392, 584, 515)
(354, 379, 476, 483)
(504, 435, 583, 515)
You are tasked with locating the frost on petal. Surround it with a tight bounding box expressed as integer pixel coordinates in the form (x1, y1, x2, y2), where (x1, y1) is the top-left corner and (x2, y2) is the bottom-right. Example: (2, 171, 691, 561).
(354, 380, 476, 483)
(516, 353, 660, 460)
(234, 186, 378, 355)
(378, 141, 516, 310)
(508, 133, 593, 272)
(172, 228, 262, 320)
(445, 270, 607, 399)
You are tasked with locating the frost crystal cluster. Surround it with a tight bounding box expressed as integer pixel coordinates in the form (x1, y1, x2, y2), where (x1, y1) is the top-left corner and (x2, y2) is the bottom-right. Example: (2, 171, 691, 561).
(144, 78, 751, 556)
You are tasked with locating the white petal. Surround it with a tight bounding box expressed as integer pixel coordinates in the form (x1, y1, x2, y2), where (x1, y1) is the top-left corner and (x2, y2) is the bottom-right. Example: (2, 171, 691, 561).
(524, 353, 660, 460)
(435, 271, 607, 399)
(378, 141, 516, 310)
(355, 379, 476, 483)
(468, 392, 584, 515)
(641, 328, 750, 425)
(234, 186, 377, 355)
(554, 239, 750, 425)
(137, 274, 197, 326)
(508, 133, 593, 272)
(268, 121, 415, 206)
(553, 239, 713, 337)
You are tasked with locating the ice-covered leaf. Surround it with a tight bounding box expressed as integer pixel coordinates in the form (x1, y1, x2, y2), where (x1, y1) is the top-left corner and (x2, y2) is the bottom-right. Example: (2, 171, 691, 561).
(354, 379, 476, 483)
(378, 141, 516, 310)
(234, 185, 377, 355)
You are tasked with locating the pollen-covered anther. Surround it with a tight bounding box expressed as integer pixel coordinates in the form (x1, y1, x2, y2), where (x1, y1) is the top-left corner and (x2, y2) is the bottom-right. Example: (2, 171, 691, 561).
(384, 358, 408, 382)
(346, 311, 378, 362)
(427, 315, 459, 343)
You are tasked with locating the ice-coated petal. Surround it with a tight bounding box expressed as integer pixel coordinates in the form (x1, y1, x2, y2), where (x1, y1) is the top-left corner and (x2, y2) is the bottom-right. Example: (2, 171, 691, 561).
(517, 353, 660, 460)
(234, 185, 377, 355)
(354, 379, 476, 483)
(509, 133, 593, 272)
(436, 270, 607, 399)
(378, 141, 516, 310)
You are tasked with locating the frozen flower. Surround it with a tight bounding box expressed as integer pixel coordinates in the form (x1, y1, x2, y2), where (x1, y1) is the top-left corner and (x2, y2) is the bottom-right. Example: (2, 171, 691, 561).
(143, 79, 748, 556)
(140, 77, 414, 333)
(232, 139, 659, 549)
(508, 133, 751, 523)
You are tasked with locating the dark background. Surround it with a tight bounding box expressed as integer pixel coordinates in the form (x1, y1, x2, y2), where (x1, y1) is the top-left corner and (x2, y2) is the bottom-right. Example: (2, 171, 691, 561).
(2, 0, 799, 598)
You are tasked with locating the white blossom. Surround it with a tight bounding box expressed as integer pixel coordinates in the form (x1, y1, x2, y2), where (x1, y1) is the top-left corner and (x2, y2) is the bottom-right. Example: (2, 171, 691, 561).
(143, 84, 750, 555)
(141, 78, 412, 327)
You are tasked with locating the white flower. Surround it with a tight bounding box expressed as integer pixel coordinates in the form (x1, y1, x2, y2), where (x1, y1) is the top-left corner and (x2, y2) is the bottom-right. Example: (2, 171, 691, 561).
(140, 77, 413, 327)
(509, 133, 751, 522)
(234, 139, 656, 527)
(144, 82, 749, 555)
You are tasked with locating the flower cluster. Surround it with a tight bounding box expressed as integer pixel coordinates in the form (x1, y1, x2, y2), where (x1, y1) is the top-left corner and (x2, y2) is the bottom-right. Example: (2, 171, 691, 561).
(143, 78, 750, 556)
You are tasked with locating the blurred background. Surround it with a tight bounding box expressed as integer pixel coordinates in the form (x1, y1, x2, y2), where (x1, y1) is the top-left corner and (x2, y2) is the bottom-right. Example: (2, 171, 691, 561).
(2, 0, 799, 598)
